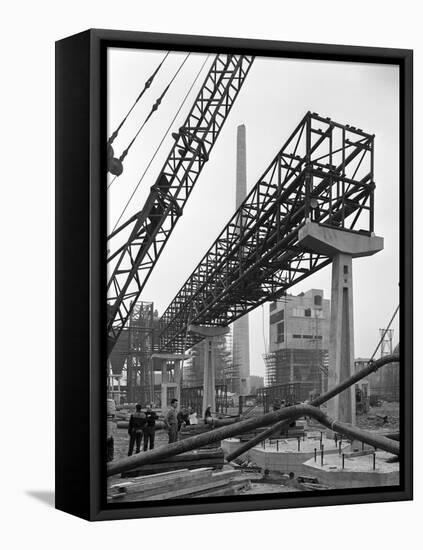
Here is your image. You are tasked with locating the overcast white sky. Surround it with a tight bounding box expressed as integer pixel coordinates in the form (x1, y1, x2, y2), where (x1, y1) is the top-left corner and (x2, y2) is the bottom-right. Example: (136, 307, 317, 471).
(107, 48, 399, 377)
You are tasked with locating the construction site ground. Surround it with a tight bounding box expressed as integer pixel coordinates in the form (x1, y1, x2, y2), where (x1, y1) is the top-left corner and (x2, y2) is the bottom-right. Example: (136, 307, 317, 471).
(356, 402, 399, 431)
(107, 402, 399, 501)
(108, 426, 303, 499)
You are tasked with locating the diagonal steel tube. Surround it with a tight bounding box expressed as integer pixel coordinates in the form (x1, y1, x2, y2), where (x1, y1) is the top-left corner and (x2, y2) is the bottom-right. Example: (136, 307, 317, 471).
(107, 402, 398, 477)
(107, 354, 399, 477)
(226, 353, 400, 462)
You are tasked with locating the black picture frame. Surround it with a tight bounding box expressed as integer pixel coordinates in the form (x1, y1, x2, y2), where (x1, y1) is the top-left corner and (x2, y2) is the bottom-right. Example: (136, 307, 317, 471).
(55, 28, 413, 521)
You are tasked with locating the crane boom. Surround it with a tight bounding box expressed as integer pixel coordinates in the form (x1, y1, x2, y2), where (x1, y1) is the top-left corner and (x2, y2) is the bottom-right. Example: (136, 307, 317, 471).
(107, 53, 254, 354)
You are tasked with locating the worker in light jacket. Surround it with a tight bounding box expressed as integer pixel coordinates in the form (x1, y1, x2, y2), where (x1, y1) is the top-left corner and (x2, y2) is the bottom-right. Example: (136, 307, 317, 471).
(127, 404, 146, 456)
(165, 398, 179, 444)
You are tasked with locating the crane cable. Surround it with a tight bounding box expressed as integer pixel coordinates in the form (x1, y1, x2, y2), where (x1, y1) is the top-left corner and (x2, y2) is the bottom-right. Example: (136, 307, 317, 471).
(108, 52, 191, 180)
(107, 51, 170, 147)
(109, 54, 212, 233)
(119, 52, 191, 163)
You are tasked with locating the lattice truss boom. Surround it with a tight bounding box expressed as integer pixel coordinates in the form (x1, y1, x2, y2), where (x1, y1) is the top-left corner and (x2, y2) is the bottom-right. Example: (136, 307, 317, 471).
(107, 54, 255, 351)
(159, 112, 375, 353)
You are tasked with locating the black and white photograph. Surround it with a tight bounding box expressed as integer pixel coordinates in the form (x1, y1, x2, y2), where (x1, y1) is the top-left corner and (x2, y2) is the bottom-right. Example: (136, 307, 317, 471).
(2, 0, 420, 542)
(105, 46, 403, 504)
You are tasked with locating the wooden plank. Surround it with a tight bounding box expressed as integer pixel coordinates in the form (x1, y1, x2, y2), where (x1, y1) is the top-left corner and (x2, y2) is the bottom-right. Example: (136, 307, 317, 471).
(154, 449, 223, 463)
(209, 470, 241, 482)
(110, 468, 215, 499)
(108, 470, 250, 502)
(111, 469, 190, 489)
(122, 458, 223, 477)
(143, 477, 243, 501)
(190, 480, 251, 498)
(128, 468, 190, 481)
(112, 468, 212, 494)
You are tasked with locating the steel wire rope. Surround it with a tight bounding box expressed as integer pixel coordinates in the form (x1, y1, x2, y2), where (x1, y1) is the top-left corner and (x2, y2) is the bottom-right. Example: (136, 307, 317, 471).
(117, 53, 191, 167)
(107, 51, 170, 147)
(108, 54, 212, 233)
(108, 52, 190, 184)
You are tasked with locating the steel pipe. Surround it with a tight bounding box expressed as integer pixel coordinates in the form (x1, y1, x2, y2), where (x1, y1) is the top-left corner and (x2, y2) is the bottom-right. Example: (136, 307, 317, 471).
(226, 353, 399, 462)
(107, 402, 399, 477)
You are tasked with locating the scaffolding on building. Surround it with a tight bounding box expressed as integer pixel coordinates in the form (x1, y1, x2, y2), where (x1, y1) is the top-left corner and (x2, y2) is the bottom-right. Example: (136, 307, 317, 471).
(263, 352, 277, 386)
(306, 311, 328, 393)
(221, 329, 240, 394)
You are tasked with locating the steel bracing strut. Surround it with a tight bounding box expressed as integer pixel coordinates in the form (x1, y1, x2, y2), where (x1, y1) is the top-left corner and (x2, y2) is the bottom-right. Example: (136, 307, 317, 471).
(159, 112, 375, 353)
(107, 54, 255, 354)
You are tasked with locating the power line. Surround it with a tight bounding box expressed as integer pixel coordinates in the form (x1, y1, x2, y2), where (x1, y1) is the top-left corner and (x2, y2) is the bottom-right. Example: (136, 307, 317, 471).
(118, 52, 191, 164)
(109, 54, 212, 234)
(107, 51, 170, 147)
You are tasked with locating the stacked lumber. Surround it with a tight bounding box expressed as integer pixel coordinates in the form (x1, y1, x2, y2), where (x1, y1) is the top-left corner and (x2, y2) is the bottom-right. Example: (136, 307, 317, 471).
(121, 448, 224, 478)
(109, 468, 250, 502)
(296, 475, 331, 491)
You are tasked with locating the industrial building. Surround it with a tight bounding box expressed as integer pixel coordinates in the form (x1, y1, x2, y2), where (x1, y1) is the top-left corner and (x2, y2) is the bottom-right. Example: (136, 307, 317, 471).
(265, 289, 330, 399)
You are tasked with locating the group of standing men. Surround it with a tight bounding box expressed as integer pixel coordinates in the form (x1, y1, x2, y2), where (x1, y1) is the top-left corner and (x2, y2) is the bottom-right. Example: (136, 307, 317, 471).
(128, 398, 204, 455)
(164, 398, 198, 443)
(127, 403, 158, 456)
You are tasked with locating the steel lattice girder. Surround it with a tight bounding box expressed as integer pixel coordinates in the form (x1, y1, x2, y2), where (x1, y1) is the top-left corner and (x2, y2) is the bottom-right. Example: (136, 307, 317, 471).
(107, 54, 255, 354)
(126, 302, 155, 403)
(159, 112, 375, 353)
(109, 301, 155, 377)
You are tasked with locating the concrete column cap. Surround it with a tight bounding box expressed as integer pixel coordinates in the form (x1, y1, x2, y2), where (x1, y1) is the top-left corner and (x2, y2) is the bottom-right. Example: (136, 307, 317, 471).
(298, 222, 383, 258)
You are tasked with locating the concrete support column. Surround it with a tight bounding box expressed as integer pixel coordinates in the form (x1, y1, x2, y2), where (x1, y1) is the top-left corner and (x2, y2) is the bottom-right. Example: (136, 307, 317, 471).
(297, 221, 384, 424)
(188, 325, 230, 417)
(151, 353, 189, 410)
(203, 338, 216, 416)
(149, 356, 154, 406)
(160, 360, 168, 410)
(174, 360, 182, 404)
(327, 253, 356, 424)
